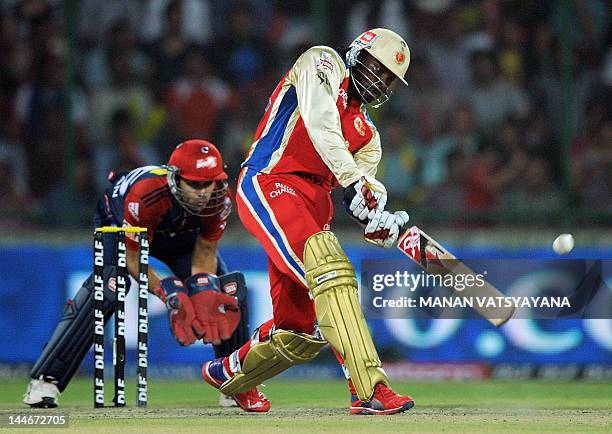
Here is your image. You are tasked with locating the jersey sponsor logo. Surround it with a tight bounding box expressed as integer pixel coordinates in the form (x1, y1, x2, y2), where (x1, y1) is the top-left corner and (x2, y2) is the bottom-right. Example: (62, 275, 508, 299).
(197, 156, 218, 169)
(222, 282, 238, 296)
(108, 276, 117, 293)
(359, 31, 378, 43)
(316, 71, 330, 86)
(399, 226, 421, 260)
(338, 88, 348, 109)
(315, 270, 337, 285)
(354, 117, 366, 136)
(219, 197, 232, 220)
(128, 202, 140, 221)
(269, 182, 297, 198)
(197, 275, 209, 286)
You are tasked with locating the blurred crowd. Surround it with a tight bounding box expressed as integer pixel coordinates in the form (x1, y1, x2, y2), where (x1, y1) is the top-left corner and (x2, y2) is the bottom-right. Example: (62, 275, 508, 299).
(0, 0, 610, 229)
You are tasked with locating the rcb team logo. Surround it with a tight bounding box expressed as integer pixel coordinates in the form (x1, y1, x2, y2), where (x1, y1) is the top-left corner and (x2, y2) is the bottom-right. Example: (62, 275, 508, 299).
(354, 117, 366, 136)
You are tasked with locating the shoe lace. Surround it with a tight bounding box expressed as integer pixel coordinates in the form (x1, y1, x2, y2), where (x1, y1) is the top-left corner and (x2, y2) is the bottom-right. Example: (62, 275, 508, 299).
(248, 388, 268, 403)
(375, 383, 397, 400)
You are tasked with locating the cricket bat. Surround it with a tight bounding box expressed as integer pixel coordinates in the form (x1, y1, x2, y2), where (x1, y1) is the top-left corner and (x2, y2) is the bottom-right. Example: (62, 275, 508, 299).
(396, 225, 514, 327)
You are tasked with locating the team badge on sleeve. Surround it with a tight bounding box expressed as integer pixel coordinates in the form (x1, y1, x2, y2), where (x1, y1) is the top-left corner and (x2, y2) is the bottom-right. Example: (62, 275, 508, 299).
(128, 202, 140, 221)
(354, 117, 366, 136)
(338, 89, 348, 109)
(315, 51, 334, 72)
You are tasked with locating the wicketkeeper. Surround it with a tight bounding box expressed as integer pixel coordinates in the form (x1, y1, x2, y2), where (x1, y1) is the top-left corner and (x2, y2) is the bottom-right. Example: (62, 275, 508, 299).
(24, 140, 269, 412)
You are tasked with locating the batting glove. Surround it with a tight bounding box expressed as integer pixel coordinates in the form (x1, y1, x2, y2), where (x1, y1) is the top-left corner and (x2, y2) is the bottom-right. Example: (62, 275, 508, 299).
(364, 210, 409, 249)
(348, 176, 388, 222)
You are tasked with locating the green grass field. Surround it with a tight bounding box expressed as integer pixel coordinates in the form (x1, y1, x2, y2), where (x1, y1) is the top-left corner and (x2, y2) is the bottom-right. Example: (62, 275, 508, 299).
(1, 378, 611, 433)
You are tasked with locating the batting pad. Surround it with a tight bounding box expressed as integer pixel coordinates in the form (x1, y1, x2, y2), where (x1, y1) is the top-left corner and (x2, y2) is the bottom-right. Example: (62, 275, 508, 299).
(304, 231, 390, 401)
(220, 330, 326, 396)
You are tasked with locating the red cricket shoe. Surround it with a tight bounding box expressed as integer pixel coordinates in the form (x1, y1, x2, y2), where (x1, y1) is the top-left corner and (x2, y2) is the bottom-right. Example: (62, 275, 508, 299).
(202, 358, 271, 413)
(349, 383, 414, 415)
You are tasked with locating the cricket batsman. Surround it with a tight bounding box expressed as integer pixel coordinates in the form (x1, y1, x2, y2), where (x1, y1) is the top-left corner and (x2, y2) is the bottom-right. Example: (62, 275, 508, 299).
(24, 140, 269, 411)
(201, 29, 414, 415)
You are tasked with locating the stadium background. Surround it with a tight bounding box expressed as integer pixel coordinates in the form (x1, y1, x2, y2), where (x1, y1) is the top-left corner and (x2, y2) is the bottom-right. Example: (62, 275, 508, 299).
(0, 0, 611, 382)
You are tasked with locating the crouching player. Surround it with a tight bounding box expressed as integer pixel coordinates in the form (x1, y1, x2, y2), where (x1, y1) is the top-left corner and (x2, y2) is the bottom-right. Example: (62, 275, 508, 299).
(201, 29, 414, 415)
(24, 140, 269, 412)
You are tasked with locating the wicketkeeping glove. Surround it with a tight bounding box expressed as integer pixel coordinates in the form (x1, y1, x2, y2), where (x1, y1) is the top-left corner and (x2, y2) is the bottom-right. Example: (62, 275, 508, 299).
(185, 273, 240, 345)
(161, 277, 198, 346)
(364, 210, 409, 248)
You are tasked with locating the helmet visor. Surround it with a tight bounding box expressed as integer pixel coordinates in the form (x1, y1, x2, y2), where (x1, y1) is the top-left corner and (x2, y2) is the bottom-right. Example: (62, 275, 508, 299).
(350, 57, 395, 108)
(168, 167, 229, 217)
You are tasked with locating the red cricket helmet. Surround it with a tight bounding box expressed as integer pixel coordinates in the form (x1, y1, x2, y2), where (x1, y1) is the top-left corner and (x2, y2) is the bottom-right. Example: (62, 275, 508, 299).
(167, 139, 228, 181)
(166, 139, 230, 217)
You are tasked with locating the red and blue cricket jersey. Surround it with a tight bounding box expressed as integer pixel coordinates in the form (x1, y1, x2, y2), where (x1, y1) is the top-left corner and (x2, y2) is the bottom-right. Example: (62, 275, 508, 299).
(242, 46, 381, 190)
(236, 46, 383, 329)
(98, 165, 230, 251)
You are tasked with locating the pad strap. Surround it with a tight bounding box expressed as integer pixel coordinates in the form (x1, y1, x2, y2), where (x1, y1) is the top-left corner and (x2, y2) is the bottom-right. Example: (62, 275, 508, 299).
(220, 330, 326, 396)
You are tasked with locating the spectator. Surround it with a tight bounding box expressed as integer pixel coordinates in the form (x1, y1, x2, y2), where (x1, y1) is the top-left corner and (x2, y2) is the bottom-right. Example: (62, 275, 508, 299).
(140, 0, 213, 46)
(79, 0, 141, 47)
(164, 47, 230, 141)
(93, 108, 159, 194)
(88, 48, 152, 148)
(145, 0, 190, 86)
(465, 142, 527, 212)
(41, 156, 97, 226)
(81, 18, 151, 90)
(211, 2, 273, 86)
(378, 116, 422, 208)
(426, 10, 473, 102)
(14, 51, 89, 199)
(497, 16, 528, 86)
(422, 102, 480, 186)
(1, 2, 611, 230)
(0, 158, 30, 229)
(575, 118, 612, 209)
(423, 150, 469, 220)
(390, 54, 452, 146)
(346, 0, 412, 47)
(464, 50, 530, 134)
(500, 157, 563, 222)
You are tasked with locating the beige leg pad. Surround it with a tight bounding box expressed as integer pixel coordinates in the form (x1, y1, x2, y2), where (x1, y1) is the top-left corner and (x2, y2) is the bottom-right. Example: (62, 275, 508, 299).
(220, 330, 326, 396)
(303, 231, 390, 401)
